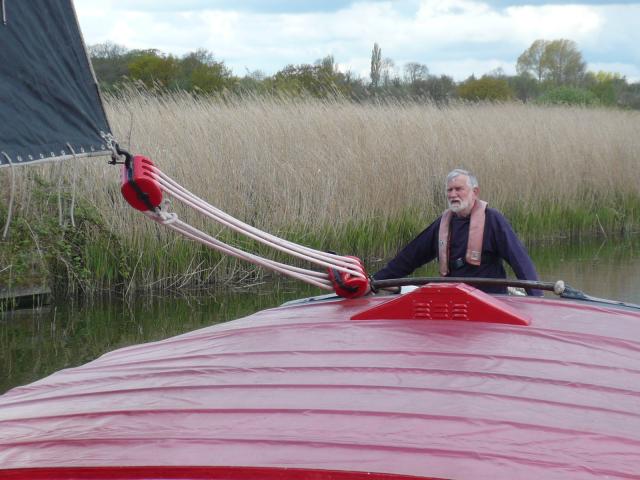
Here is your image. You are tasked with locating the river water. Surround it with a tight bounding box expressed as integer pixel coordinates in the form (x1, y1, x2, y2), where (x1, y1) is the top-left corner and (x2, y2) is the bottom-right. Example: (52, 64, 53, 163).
(2, 237, 639, 394)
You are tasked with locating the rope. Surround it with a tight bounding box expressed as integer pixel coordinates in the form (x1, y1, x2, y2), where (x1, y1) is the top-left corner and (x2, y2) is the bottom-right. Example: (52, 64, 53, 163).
(1, 152, 15, 239)
(152, 166, 364, 278)
(132, 164, 370, 290)
(152, 210, 333, 285)
(66, 143, 78, 228)
(57, 157, 64, 226)
(145, 210, 333, 290)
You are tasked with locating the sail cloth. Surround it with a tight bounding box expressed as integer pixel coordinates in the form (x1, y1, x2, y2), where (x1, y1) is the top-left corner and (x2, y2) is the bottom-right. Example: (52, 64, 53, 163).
(0, 0, 111, 168)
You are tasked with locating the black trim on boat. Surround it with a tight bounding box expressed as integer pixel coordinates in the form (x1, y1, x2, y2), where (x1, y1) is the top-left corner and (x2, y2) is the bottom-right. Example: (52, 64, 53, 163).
(372, 277, 640, 310)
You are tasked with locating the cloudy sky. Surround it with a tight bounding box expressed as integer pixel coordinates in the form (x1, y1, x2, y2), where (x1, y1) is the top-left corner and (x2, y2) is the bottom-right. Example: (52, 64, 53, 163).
(74, 0, 640, 82)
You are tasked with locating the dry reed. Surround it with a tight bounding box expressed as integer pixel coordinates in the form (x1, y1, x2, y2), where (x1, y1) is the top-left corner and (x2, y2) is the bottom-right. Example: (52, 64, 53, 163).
(2, 91, 639, 292)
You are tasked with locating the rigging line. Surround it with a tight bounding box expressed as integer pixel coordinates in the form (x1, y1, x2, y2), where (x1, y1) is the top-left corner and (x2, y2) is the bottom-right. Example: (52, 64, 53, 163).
(150, 217, 333, 290)
(146, 212, 332, 290)
(153, 167, 364, 274)
(157, 178, 363, 278)
(153, 168, 358, 266)
(56, 157, 64, 226)
(160, 215, 332, 285)
(1, 152, 15, 239)
(66, 144, 78, 228)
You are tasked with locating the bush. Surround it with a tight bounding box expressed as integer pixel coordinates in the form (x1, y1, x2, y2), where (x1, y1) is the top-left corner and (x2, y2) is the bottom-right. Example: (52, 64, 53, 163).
(536, 86, 599, 106)
(457, 77, 513, 102)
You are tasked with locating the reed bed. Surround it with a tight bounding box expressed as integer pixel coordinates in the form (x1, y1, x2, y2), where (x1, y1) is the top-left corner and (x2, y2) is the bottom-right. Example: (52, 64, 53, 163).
(2, 92, 639, 293)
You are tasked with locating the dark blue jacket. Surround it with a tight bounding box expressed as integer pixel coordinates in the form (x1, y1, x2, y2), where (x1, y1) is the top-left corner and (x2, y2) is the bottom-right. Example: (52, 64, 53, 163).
(374, 208, 542, 295)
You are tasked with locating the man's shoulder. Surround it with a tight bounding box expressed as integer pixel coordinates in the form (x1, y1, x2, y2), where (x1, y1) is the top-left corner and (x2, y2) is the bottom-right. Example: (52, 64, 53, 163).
(485, 207, 513, 227)
(485, 206, 505, 218)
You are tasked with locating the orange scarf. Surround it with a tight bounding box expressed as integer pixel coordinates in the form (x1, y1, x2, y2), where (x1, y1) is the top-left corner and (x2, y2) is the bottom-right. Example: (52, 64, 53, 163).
(438, 200, 487, 276)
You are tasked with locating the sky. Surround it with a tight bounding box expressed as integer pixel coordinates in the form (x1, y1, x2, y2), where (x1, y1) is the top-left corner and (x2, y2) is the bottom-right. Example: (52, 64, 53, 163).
(74, 0, 640, 82)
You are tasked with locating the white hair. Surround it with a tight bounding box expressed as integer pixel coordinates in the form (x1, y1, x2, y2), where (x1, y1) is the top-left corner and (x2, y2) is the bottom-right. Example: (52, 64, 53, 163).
(446, 169, 478, 189)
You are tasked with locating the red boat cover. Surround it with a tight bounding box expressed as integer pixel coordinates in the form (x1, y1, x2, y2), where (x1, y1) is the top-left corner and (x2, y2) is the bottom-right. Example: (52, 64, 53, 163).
(1, 293, 640, 479)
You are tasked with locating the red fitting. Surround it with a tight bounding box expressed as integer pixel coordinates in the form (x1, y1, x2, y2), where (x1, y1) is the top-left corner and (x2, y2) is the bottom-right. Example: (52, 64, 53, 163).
(121, 155, 163, 211)
(328, 256, 370, 299)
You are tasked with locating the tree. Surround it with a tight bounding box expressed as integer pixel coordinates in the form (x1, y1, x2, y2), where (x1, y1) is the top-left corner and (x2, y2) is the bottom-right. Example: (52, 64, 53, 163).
(128, 50, 179, 88)
(540, 39, 586, 86)
(517, 39, 587, 88)
(370, 43, 382, 88)
(516, 39, 548, 82)
(237, 69, 268, 94)
(178, 49, 234, 92)
(404, 62, 429, 84)
(381, 57, 396, 86)
(88, 42, 132, 87)
(410, 75, 456, 103)
(507, 73, 540, 102)
(269, 57, 354, 98)
(618, 82, 640, 110)
(584, 71, 626, 106)
(88, 41, 128, 59)
(457, 76, 513, 102)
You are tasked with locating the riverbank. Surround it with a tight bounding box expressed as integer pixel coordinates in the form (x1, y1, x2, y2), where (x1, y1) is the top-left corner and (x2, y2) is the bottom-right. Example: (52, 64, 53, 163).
(1, 96, 639, 297)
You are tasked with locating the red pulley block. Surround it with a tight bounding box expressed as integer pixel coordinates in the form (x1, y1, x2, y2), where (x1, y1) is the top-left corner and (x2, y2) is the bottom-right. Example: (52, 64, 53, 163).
(328, 256, 370, 299)
(121, 155, 163, 211)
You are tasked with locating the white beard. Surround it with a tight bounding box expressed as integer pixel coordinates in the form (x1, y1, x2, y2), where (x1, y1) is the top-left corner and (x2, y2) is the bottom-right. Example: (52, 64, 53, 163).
(448, 198, 469, 213)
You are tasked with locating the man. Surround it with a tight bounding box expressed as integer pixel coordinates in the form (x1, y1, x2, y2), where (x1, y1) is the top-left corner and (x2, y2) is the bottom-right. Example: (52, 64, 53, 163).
(373, 168, 542, 296)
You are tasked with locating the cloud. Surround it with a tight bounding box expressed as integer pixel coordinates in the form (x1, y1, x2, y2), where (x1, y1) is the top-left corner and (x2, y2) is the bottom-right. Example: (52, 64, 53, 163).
(74, 0, 640, 81)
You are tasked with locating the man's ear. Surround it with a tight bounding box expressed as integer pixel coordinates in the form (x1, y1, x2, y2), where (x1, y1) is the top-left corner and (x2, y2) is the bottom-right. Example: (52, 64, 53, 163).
(473, 186, 480, 196)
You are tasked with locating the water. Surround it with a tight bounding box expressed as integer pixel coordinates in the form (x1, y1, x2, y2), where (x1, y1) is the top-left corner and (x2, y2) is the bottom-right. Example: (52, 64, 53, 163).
(2, 237, 639, 394)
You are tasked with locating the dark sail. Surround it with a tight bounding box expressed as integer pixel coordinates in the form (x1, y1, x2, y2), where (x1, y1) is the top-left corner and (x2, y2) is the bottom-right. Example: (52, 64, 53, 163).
(0, 0, 111, 167)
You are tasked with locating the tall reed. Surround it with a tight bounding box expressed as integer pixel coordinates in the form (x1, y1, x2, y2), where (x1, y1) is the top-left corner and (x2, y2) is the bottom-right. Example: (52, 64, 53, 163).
(2, 91, 639, 293)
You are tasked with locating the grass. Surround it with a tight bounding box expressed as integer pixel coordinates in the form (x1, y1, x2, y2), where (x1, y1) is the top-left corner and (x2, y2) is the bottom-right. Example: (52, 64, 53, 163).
(1, 92, 640, 295)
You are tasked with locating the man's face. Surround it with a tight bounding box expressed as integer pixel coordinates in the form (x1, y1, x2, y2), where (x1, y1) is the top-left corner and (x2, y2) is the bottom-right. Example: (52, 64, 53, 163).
(446, 175, 478, 216)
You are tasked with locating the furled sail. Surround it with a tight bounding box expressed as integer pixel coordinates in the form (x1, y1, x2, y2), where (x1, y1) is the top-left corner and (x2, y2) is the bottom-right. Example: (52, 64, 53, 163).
(0, 0, 112, 168)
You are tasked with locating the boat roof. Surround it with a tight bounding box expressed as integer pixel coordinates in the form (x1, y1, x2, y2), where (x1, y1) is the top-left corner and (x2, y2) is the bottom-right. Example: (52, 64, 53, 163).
(1, 289, 640, 479)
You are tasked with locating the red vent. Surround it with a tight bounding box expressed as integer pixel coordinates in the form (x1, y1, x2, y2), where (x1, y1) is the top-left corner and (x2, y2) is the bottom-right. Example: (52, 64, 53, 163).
(352, 283, 530, 326)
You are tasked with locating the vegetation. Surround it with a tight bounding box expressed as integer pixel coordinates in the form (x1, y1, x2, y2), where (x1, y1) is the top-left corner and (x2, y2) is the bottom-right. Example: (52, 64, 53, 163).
(1, 93, 639, 297)
(536, 87, 600, 106)
(0, 170, 131, 297)
(457, 76, 513, 101)
(88, 39, 640, 109)
(517, 39, 586, 87)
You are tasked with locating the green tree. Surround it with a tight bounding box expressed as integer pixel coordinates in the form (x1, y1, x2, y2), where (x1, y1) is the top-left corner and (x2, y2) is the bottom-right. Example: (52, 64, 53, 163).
(178, 49, 234, 92)
(516, 39, 548, 82)
(128, 50, 179, 88)
(409, 75, 456, 103)
(540, 39, 586, 86)
(508, 73, 540, 102)
(237, 69, 268, 94)
(268, 56, 353, 98)
(457, 76, 513, 101)
(88, 42, 132, 88)
(370, 43, 382, 88)
(517, 39, 586, 87)
(584, 71, 626, 106)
